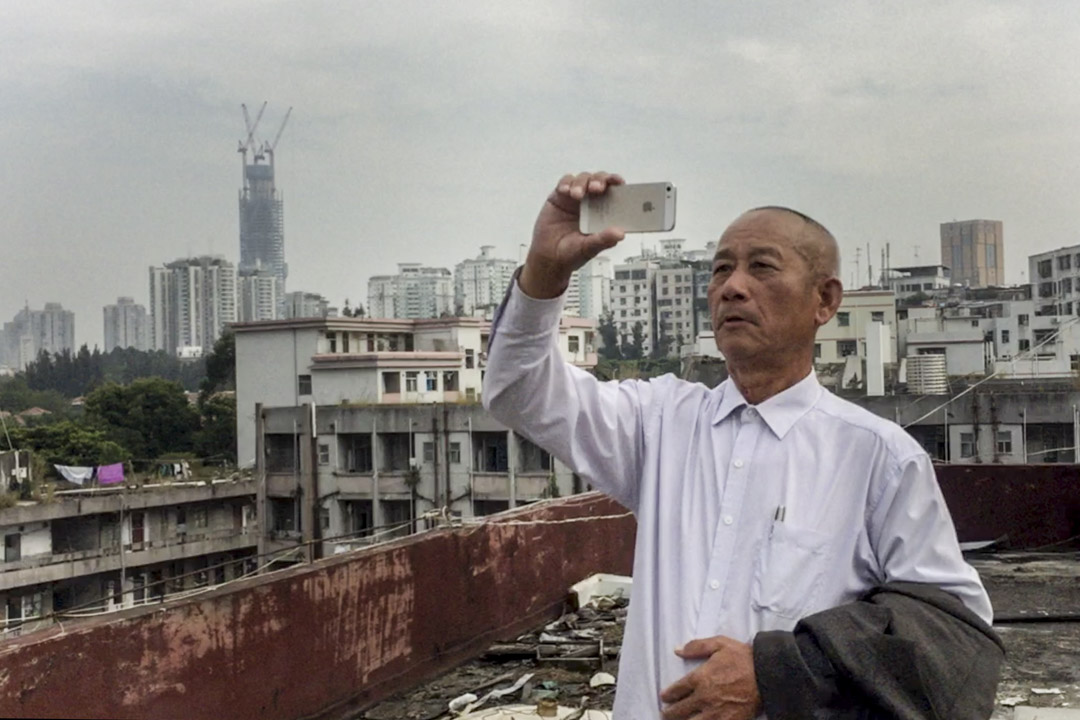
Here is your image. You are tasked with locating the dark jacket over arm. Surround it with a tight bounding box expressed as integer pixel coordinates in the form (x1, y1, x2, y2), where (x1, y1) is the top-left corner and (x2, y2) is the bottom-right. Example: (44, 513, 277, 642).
(753, 582, 1005, 720)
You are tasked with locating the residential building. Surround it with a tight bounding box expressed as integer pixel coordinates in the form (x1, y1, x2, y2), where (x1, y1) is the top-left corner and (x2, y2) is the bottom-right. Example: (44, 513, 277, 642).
(564, 256, 613, 322)
(103, 297, 149, 352)
(814, 290, 898, 364)
(0, 303, 75, 372)
(368, 264, 454, 319)
(454, 246, 516, 318)
(232, 314, 597, 468)
(1029, 244, 1080, 317)
(940, 219, 1004, 288)
(885, 265, 952, 301)
(238, 271, 278, 323)
(655, 262, 707, 355)
(149, 256, 238, 357)
(284, 291, 334, 319)
(0, 478, 257, 636)
(610, 258, 659, 355)
(257, 402, 585, 560)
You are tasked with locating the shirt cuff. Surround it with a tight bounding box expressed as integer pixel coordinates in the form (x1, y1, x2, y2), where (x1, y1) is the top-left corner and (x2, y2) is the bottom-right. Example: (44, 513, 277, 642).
(500, 276, 566, 332)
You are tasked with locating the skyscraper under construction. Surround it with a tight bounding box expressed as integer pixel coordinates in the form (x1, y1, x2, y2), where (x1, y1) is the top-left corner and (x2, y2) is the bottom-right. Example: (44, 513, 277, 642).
(238, 102, 291, 318)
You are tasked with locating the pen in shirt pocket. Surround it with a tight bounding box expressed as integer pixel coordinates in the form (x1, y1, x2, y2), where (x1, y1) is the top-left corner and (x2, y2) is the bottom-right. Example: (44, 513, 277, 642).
(773, 505, 786, 523)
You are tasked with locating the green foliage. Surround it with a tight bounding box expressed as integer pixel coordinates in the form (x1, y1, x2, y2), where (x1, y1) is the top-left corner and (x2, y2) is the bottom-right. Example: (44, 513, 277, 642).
(194, 394, 237, 463)
(200, 331, 235, 400)
(84, 378, 199, 460)
(651, 323, 675, 359)
(620, 322, 646, 360)
(0, 376, 72, 416)
(597, 313, 621, 360)
(8, 421, 128, 467)
(23, 345, 206, 398)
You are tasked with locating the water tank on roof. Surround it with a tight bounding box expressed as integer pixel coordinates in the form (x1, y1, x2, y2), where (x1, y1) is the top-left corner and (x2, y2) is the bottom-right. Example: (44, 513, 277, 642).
(907, 354, 948, 395)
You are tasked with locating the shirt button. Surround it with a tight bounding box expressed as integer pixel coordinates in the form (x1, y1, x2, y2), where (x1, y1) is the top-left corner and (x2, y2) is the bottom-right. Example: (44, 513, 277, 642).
(733, 459, 745, 469)
(723, 515, 734, 526)
(709, 579, 720, 590)
(745, 407, 757, 418)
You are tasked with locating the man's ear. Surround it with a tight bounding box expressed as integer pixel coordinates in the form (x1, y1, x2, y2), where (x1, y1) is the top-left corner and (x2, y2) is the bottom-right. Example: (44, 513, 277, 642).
(814, 277, 843, 327)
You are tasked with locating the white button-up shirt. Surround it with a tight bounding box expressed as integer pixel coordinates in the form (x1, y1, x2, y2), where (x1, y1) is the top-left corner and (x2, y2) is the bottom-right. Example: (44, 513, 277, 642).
(483, 282, 991, 720)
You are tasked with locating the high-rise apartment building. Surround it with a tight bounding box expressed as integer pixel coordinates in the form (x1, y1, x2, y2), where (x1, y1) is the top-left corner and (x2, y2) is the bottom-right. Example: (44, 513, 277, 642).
(1029, 244, 1080, 317)
(238, 271, 278, 323)
(148, 256, 238, 356)
(940, 220, 1004, 288)
(454, 246, 516, 318)
(238, 105, 290, 317)
(611, 258, 660, 355)
(0, 303, 75, 371)
(565, 256, 613, 322)
(0, 304, 75, 371)
(368, 264, 453, 319)
(284, 291, 333, 319)
(103, 297, 149, 352)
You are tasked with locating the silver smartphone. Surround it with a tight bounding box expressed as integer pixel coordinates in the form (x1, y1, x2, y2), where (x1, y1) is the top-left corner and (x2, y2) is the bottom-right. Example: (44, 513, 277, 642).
(579, 182, 677, 234)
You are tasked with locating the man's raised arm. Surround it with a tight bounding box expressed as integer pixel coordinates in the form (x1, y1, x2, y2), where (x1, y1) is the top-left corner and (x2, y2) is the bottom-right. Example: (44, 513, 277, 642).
(482, 172, 660, 512)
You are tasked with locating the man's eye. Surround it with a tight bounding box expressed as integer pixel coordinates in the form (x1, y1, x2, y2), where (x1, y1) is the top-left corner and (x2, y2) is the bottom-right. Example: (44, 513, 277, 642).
(752, 262, 776, 271)
(713, 265, 732, 275)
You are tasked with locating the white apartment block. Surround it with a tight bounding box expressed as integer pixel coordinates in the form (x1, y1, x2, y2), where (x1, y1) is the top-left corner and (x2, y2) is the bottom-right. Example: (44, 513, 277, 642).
(815, 290, 898, 364)
(611, 259, 659, 354)
(285, 291, 333, 319)
(148, 256, 238, 357)
(102, 297, 149, 352)
(885, 265, 952, 301)
(454, 246, 516, 318)
(0, 303, 76, 371)
(238, 271, 279, 323)
(655, 265, 701, 351)
(1030, 245, 1080, 317)
(368, 264, 454, 319)
(232, 315, 597, 468)
(565, 256, 613, 322)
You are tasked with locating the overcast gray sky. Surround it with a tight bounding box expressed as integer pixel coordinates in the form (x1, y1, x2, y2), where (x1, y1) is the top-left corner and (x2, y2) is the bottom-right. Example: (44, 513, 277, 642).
(4, 1, 1080, 349)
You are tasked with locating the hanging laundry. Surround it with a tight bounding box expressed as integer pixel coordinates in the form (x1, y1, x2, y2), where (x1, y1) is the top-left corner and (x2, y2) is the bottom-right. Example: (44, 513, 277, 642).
(55, 465, 95, 485)
(97, 463, 125, 485)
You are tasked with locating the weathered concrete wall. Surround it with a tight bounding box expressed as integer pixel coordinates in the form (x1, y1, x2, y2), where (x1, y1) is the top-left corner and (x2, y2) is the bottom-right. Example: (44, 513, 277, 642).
(0, 493, 635, 720)
(936, 463, 1080, 548)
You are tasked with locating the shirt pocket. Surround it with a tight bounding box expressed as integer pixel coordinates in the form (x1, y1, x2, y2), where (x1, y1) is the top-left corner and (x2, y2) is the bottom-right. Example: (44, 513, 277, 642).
(752, 522, 830, 620)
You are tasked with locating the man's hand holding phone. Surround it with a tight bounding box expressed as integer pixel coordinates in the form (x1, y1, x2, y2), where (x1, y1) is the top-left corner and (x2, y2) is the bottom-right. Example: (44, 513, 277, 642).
(519, 172, 627, 299)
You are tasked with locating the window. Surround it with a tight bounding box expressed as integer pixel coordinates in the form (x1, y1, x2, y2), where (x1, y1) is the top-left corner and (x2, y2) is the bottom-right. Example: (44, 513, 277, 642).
(837, 312, 850, 327)
(318, 443, 330, 465)
(423, 442, 434, 463)
(923, 283, 934, 291)
(425, 371, 437, 392)
(838, 340, 857, 357)
(971, 320, 978, 327)
(1059, 254, 1071, 270)
(960, 432, 976, 459)
(382, 371, 400, 394)
(871, 311, 884, 323)
(996, 431, 1013, 455)
(297, 374, 312, 396)
(1034, 329, 1055, 347)
(1019, 339, 1030, 351)
(340, 434, 373, 472)
(631, 269, 646, 280)
(615, 270, 630, 280)
(327, 332, 337, 353)
(449, 442, 461, 464)
(1001, 330, 1010, 344)
(405, 371, 419, 392)
(568, 336, 580, 353)
(443, 370, 459, 392)
(1018, 314, 1029, 326)
(342, 333, 350, 353)
(1037, 259, 1052, 279)
(191, 506, 208, 529)
(814, 343, 821, 359)
(465, 349, 475, 369)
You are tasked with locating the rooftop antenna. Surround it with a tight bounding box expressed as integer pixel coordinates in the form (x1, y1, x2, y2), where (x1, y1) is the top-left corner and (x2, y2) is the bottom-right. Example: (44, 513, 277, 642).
(854, 246, 862, 289)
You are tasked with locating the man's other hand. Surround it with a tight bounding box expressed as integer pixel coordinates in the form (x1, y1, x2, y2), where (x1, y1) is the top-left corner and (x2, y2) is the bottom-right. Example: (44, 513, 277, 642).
(660, 636, 763, 720)
(519, 171, 627, 299)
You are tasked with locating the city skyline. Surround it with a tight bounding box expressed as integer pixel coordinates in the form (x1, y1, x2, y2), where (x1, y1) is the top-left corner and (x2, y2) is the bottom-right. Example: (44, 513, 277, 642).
(5, 2, 1080, 349)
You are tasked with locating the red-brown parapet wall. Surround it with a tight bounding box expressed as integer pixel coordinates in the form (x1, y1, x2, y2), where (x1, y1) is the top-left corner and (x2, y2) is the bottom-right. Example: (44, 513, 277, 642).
(0, 494, 636, 720)
(936, 463, 1080, 549)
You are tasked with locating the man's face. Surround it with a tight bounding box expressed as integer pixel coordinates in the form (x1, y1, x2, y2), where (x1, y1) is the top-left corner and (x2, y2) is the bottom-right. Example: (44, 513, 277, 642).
(707, 211, 824, 363)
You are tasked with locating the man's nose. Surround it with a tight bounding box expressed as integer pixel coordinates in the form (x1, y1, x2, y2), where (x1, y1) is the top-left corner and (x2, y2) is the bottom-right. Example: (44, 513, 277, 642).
(720, 268, 750, 302)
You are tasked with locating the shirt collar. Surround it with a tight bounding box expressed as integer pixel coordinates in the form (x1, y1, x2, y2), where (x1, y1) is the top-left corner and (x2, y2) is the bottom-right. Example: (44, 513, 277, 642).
(712, 370, 823, 439)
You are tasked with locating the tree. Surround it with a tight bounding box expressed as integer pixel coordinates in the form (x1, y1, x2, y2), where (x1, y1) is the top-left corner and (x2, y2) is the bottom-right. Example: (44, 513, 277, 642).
(621, 322, 645, 360)
(200, 331, 236, 400)
(8, 422, 127, 468)
(597, 313, 622, 360)
(194, 394, 237, 464)
(84, 378, 199, 460)
(652, 323, 674, 359)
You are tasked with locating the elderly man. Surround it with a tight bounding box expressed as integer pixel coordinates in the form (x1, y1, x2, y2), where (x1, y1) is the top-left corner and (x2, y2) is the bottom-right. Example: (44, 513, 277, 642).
(483, 172, 1002, 719)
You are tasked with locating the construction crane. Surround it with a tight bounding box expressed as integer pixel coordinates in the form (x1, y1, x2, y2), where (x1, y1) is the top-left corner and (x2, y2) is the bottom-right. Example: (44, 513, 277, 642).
(237, 101, 268, 166)
(264, 106, 292, 166)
